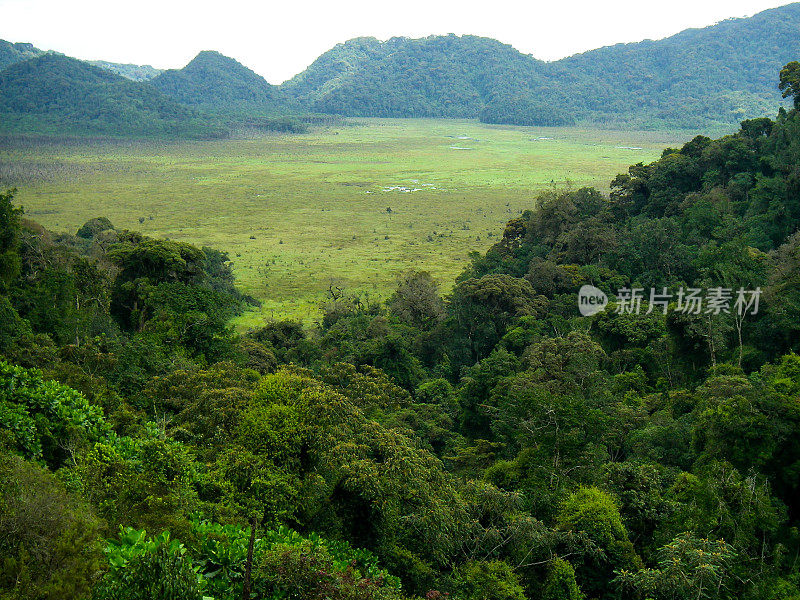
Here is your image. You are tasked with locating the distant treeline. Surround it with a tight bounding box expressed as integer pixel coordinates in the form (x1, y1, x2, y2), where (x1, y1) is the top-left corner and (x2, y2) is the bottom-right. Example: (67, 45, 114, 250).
(2, 3, 800, 136)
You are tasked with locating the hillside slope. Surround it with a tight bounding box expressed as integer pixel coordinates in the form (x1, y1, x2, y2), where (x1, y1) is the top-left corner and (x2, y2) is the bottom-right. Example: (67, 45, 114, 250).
(151, 50, 276, 112)
(281, 3, 800, 126)
(87, 59, 163, 81)
(0, 54, 221, 137)
(283, 34, 556, 120)
(0, 40, 45, 70)
(0, 40, 163, 81)
(552, 2, 800, 124)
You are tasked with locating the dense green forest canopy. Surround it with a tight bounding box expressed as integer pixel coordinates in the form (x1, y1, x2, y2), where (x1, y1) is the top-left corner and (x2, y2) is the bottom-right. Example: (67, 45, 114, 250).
(0, 53, 304, 137)
(150, 51, 275, 110)
(0, 39, 44, 70)
(281, 3, 800, 127)
(0, 54, 223, 138)
(281, 34, 556, 120)
(2, 65, 800, 599)
(86, 60, 163, 82)
(0, 41, 162, 81)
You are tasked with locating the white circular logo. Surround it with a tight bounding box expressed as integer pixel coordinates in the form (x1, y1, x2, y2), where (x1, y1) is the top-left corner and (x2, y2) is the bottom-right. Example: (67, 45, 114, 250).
(578, 285, 608, 316)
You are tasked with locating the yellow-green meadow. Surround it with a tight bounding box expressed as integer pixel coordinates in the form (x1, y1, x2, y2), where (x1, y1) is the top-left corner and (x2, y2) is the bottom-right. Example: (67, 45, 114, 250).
(3, 119, 704, 326)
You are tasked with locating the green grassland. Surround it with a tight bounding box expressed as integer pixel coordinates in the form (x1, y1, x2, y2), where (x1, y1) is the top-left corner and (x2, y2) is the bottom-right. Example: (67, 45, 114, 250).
(0, 119, 705, 326)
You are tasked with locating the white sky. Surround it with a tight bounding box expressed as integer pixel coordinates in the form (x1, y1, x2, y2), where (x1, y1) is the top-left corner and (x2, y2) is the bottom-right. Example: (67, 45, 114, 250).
(0, 0, 794, 84)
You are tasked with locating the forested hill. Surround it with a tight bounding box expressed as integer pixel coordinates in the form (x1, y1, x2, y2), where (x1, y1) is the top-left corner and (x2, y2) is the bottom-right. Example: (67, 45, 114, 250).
(150, 50, 276, 111)
(0, 40, 162, 81)
(86, 59, 163, 81)
(2, 3, 800, 133)
(283, 2, 800, 127)
(280, 35, 556, 120)
(0, 40, 44, 70)
(0, 54, 222, 138)
(552, 2, 800, 125)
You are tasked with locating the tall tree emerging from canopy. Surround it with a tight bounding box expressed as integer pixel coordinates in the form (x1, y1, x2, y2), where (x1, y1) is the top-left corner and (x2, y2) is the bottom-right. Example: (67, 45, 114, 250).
(0, 189, 21, 293)
(779, 61, 800, 108)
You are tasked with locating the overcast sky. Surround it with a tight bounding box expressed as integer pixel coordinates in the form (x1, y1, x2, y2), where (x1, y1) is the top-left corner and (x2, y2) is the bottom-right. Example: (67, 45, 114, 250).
(0, 0, 793, 83)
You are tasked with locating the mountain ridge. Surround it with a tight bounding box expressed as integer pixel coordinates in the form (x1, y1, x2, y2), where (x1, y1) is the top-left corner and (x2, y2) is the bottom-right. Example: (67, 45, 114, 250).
(0, 54, 221, 138)
(282, 3, 800, 126)
(0, 40, 45, 70)
(1, 3, 799, 132)
(150, 50, 275, 111)
(87, 59, 163, 81)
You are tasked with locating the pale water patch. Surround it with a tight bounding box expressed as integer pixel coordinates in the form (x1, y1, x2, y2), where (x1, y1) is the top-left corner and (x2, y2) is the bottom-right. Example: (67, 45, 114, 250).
(381, 181, 439, 193)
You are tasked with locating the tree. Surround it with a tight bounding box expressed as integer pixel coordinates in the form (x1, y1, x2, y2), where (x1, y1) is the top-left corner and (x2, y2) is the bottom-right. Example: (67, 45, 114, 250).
(541, 558, 583, 600)
(557, 487, 641, 599)
(107, 236, 212, 331)
(76, 217, 114, 240)
(690, 372, 777, 471)
(662, 463, 784, 562)
(613, 533, 736, 600)
(0, 451, 102, 600)
(779, 61, 800, 109)
(0, 188, 22, 292)
(0, 295, 29, 352)
(74, 437, 199, 535)
(0, 361, 109, 467)
(256, 539, 409, 600)
(388, 271, 445, 330)
(449, 274, 544, 366)
(451, 560, 527, 600)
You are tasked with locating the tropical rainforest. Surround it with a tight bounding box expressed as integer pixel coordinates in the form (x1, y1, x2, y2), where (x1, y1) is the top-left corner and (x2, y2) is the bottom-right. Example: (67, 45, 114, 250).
(1, 60, 800, 600)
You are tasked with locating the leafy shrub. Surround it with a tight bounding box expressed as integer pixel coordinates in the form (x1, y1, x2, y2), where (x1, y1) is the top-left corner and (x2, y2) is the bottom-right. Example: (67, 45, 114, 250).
(0, 451, 102, 600)
(255, 540, 405, 600)
(541, 558, 583, 600)
(93, 528, 205, 600)
(450, 560, 526, 600)
(0, 361, 109, 466)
